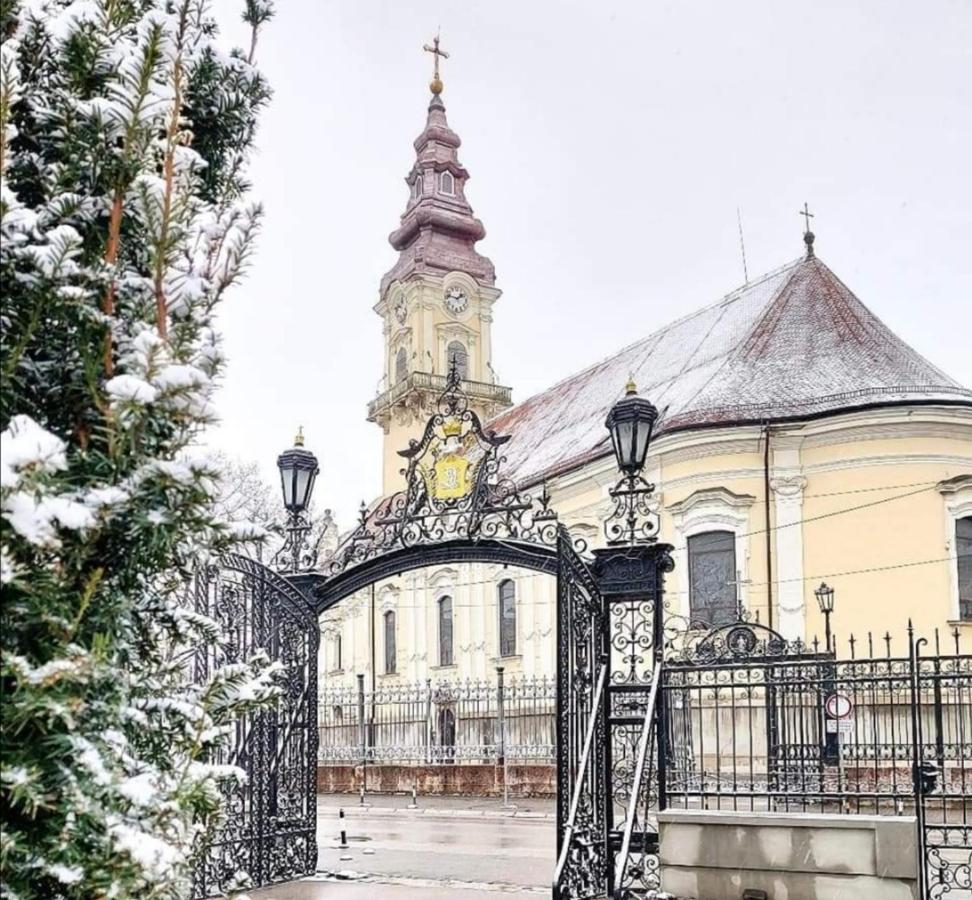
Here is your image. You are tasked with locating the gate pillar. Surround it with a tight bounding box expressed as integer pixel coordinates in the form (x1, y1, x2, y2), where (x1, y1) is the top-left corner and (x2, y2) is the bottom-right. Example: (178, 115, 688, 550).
(591, 543, 674, 898)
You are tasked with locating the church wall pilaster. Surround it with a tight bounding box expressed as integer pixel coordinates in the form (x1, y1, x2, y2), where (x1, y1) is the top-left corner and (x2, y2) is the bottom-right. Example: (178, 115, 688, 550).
(770, 443, 808, 640)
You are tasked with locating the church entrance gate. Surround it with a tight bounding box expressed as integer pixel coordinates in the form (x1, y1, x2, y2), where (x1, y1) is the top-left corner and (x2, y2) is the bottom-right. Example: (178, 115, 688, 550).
(190, 554, 319, 898)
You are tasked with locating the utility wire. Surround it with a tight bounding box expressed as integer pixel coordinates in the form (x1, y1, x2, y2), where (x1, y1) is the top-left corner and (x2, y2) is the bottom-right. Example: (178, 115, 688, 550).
(320, 554, 970, 611)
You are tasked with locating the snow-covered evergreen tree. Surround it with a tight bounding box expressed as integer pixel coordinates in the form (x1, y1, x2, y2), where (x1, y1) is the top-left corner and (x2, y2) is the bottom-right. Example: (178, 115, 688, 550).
(0, 1, 279, 897)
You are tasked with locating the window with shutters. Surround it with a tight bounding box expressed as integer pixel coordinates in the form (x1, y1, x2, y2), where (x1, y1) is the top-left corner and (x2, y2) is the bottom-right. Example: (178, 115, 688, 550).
(687, 530, 737, 628)
(447, 341, 468, 379)
(498, 580, 516, 657)
(384, 610, 397, 674)
(958, 516, 972, 620)
(438, 596, 454, 666)
(395, 346, 408, 383)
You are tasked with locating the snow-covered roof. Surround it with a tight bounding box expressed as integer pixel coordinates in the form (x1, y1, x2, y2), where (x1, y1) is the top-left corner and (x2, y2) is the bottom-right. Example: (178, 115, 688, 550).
(489, 254, 972, 485)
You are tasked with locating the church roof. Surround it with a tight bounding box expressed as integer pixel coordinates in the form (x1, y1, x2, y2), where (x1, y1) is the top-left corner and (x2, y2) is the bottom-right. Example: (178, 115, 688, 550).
(489, 254, 972, 486)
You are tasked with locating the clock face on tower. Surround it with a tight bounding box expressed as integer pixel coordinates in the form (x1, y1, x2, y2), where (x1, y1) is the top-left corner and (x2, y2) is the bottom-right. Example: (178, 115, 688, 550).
(444, 286, 468, 316)
(394, 294, 407, 324)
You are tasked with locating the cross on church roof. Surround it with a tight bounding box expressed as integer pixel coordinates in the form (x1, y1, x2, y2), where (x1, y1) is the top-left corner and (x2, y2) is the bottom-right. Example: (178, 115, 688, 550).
(800, 202, 816, 258)
(423, 32, 449, 95)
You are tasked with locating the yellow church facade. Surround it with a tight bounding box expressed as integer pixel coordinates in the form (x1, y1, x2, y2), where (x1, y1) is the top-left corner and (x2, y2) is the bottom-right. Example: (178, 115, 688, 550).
(318, 75, 972, 696)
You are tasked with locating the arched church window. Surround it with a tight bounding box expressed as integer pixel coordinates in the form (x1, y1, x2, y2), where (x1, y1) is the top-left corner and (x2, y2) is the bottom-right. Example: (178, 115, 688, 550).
(439, 171, 455, 195)
(411, 174, 422, 198)
(329, 632, 342, 672)
(384, 610, 397, 674)
(395, 346, 408, 383)
(958, 516, 972, 620)
(438, 596, 453, 666)
(687, 531, 737, 628)
(447, 341, 468, 380)
(498, 579, 516, 657)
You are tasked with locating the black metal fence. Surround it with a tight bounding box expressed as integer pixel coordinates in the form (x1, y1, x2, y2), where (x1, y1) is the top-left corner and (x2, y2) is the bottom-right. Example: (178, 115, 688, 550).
(318, 672, 556, 765)
(659, 625, 971, 898)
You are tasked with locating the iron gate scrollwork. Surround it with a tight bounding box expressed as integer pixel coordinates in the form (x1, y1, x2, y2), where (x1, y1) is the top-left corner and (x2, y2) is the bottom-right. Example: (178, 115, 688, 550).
(554, 527, 609, 899)
(191, 554, 319, 898)
(912, 634, 972, 900)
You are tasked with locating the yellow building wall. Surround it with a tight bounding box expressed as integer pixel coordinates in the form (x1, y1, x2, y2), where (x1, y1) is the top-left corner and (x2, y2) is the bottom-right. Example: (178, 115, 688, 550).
(323, 404, 972, 692)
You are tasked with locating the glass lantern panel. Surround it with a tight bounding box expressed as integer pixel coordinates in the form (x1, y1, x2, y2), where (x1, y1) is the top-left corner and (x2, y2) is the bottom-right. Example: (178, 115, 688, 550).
(279, 465, 295, 507)
(294, 468, 311, 510)
(633, 419, 652, 470)
(616, 420, 635, 468)
(303, 470, 318, 510)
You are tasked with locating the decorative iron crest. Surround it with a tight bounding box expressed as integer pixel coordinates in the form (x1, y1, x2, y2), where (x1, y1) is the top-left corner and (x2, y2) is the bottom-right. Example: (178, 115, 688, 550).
(327, 366, 574, 577)
(674, 615, 811, 664)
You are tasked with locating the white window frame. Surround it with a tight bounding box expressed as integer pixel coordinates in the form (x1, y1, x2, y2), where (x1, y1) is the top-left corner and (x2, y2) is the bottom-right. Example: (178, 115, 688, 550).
(940, 477, 972, 622)
(436, 594, 454, 667)
(439, 170, 455, 196)
(497, 578, 517, 658)
(667, 488, 755, 623)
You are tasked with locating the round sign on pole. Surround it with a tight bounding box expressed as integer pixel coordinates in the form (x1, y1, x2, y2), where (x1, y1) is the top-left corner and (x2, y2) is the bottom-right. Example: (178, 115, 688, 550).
(825, 692, 853, 720)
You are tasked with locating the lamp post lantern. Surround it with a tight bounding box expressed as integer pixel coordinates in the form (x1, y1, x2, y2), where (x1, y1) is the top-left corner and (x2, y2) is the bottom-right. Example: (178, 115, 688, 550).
(274, 428, 320, 574)
(815, 581, 835, 652)
(604, 379, 660, 545)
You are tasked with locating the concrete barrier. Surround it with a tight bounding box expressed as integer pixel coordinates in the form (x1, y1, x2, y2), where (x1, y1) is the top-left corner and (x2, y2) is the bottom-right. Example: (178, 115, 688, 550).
(658, 809, 918, 900)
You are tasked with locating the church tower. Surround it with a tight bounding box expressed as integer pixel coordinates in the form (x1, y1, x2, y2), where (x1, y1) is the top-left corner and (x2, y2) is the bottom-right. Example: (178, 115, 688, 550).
(368, 39, 512, 495)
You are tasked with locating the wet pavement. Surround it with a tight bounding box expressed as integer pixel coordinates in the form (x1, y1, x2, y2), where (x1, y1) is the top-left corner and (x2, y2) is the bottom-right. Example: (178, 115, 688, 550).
(248, 794, 555, 899)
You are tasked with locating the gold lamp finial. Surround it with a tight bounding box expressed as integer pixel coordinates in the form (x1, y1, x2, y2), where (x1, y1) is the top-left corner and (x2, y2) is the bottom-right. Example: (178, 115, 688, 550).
(625, 376, 638, 396)
(294, 426, 305, 447)
(423, 31, 449, 95)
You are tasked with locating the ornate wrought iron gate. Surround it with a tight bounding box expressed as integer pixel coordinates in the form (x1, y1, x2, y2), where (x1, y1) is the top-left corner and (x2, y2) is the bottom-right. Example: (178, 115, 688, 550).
(554, 539, 676, 900)
(191, 554, 319, 898)
(554, 529, 609, 898)
(913, 635, 972, 899)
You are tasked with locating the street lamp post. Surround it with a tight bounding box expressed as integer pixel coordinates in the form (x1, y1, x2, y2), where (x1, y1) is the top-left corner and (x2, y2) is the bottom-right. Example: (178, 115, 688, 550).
(274, 427, 320, 574)
(603, 379, 660, 545)
(597, 379, 676, 822)
(815, 581, 836, 653)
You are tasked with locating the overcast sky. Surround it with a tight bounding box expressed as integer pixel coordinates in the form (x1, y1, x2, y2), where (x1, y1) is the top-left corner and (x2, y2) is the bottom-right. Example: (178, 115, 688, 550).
(206, 0, 972, 527)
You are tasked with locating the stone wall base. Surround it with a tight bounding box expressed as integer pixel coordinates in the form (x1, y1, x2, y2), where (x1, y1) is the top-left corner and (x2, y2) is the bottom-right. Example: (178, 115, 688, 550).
(317, 763, 555, 798)
(659, 809, 919, 900)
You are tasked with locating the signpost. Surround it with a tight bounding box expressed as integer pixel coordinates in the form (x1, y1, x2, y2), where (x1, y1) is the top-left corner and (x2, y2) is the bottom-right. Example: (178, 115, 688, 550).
(825, 692, 854, 808)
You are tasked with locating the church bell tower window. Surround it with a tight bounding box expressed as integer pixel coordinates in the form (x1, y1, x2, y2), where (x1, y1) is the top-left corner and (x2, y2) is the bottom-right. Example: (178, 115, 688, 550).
(439, 171, 455, 195)
(395, 346, 408, 383)
(447, 341, 468, 379)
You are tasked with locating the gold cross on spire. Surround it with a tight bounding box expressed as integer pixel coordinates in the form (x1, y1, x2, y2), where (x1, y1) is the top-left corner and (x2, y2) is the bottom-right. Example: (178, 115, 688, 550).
(423, 31, 449, 95)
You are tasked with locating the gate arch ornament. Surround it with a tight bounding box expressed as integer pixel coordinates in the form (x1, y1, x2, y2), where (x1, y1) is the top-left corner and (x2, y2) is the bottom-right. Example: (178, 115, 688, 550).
(315, 366, 580, 612)
(191, 554, 318, 898)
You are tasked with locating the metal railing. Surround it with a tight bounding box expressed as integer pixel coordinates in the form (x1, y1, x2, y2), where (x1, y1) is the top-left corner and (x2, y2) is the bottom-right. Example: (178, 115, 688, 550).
(661, 628, 970, 816)
(367, 371, 512, 421)
(318, 671, 556, 765)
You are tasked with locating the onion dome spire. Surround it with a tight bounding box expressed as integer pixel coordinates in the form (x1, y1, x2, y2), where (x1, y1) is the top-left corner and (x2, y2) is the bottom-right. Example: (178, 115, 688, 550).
(380, 35, 495, 296)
